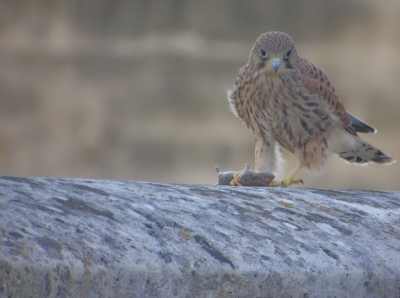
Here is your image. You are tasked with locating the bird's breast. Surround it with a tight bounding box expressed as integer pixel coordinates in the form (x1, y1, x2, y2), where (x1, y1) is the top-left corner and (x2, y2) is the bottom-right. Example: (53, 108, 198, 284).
(231, 67, 334, 152)
(251, 73, 327, 152)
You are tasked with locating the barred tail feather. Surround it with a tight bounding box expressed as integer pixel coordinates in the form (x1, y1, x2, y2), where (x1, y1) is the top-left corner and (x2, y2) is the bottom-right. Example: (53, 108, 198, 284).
(339, 138, 394, 165)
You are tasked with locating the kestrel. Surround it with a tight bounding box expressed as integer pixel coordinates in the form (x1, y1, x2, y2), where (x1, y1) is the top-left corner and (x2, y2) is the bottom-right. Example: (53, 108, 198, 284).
(228, 31, 394, 187)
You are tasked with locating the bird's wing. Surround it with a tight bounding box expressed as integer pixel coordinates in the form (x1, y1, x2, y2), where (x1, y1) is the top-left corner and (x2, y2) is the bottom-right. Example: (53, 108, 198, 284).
(346, 111, 376, 133)
(299, 57, 356, 136)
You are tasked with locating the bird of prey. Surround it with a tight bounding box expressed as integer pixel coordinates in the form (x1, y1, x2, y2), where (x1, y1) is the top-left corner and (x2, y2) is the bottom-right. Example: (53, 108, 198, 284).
(228, 31, 394, 187)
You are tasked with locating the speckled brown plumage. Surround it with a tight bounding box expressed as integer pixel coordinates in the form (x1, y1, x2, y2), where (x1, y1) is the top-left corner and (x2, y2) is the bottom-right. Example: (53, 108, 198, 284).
(228, 31, 394, 186)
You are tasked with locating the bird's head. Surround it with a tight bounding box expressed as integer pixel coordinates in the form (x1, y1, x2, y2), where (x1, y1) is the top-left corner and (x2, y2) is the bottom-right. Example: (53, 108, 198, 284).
(249, 31, 300, 76)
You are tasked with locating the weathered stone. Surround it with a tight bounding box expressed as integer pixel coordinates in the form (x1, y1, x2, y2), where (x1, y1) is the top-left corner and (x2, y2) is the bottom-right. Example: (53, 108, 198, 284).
(0, 176, 399, 297)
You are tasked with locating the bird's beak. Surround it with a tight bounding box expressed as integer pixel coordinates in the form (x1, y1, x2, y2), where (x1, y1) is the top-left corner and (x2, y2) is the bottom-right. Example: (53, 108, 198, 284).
(270, 58, 282, 72)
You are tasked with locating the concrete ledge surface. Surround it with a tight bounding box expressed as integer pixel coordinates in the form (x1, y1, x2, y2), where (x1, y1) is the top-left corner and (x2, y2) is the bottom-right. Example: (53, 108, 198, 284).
(0, 176, 400, 297)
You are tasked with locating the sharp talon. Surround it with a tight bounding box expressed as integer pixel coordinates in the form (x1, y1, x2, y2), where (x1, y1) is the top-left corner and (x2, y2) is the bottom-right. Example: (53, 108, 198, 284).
(280, 181, 285, 187)
(299, 179, 304, 185)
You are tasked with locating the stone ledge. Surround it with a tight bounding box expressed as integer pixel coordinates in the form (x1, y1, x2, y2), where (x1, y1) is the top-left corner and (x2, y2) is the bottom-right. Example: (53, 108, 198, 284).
(0, 176, 399, 297)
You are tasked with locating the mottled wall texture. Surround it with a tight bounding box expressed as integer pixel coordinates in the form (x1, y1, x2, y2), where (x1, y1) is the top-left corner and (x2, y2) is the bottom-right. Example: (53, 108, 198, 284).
(0, 0, 399, 189)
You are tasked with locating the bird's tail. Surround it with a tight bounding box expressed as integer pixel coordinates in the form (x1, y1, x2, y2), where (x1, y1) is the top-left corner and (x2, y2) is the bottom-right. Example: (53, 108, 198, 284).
(338, 137, 394, 165)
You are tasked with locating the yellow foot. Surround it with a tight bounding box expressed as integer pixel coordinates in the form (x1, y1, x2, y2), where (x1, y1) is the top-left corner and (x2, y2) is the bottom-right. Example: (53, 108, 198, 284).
(268, 178, 303, 187)
(229, 171, 243, 186)
(268, 164, 303, 187)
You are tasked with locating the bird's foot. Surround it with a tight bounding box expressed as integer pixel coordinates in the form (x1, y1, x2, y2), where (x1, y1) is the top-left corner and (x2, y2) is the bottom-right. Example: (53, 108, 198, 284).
(226, 165, 275, 187)
(229, 171, 243, 186)
(268, 178, 303, 187)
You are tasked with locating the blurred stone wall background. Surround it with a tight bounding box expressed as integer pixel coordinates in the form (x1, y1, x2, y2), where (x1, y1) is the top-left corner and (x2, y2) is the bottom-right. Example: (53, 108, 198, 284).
(0, 0, 399, 190)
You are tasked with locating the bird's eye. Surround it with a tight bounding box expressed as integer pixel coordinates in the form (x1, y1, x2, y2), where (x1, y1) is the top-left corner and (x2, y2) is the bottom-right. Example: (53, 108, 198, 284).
(260, 48, 268, 58)
(284, 49, 292, 59)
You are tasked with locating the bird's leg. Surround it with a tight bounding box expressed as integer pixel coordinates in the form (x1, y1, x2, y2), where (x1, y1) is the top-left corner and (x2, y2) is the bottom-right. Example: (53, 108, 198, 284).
(268, 164, 303, 187)
(255, 138, 275, 172)
(230, 138, 273, 186)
